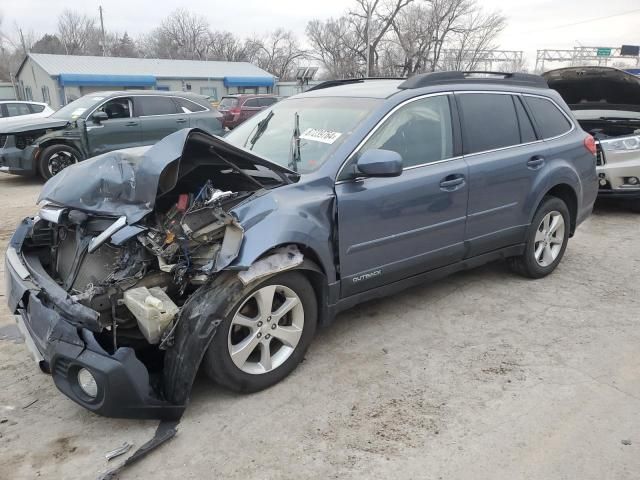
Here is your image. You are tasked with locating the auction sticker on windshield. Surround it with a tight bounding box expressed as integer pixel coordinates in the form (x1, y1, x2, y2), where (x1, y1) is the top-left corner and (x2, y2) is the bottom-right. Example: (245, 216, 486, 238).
(300, 128, 342, 144)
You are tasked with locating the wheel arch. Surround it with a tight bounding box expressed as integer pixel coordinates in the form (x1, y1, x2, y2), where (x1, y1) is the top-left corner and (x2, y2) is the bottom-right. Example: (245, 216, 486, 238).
(544, 183, 578, 234)
(37, 139, 85, 159)
(236, 243, 332, 327)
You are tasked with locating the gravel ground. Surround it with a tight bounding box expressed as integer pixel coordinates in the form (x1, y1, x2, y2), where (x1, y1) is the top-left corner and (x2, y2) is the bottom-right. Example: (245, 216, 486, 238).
(0, 172, 639, 480)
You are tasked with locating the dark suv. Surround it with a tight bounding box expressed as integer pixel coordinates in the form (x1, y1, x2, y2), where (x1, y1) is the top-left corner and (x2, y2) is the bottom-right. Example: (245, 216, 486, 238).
(5, 72, 597, 419)
(218, 94, 279, 129)
(0, 90, 223, 179)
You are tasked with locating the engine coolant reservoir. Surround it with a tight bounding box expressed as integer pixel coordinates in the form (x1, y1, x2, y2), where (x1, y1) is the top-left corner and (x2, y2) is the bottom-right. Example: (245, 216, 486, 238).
(123, 286, 179, 344)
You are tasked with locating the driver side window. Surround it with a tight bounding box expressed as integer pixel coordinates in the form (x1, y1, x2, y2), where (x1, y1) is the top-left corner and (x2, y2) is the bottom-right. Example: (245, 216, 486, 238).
(340, 95, 453, 180)
(96, 98, 132, 120)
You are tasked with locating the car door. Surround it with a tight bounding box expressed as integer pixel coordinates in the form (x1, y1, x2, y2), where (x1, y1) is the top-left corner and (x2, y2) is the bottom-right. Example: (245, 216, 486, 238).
(335, 94, 469, 298)
(135, 96, 187, 143)
(456, 92, 543, 257)
(86, 97, 142, 156)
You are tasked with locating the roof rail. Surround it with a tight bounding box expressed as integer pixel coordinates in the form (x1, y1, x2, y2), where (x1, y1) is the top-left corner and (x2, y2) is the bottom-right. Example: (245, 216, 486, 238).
(398, 71, 548, 89)
(306, 77, 406, 92)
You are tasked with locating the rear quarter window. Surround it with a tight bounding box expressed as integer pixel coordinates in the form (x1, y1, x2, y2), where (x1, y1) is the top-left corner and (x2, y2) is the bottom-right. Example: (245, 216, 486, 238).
(219, 97, 239, 109)
(243, 98, 260, 108)
(30, 104, 46, 113)
(458, 93, 520, 154)
(174, 97, 207, 113)
(524, 96, 572, 139)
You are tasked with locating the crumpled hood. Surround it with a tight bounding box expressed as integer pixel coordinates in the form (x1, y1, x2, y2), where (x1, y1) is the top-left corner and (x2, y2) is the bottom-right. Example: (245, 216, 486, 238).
(543, 67, 640, 113)
(0, 116, 69, 134)
(38, 128, 297, 223)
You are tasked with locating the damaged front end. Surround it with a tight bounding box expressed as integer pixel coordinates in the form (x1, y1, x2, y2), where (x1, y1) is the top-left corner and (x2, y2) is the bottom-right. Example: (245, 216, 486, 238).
(4, 128, 298, 419)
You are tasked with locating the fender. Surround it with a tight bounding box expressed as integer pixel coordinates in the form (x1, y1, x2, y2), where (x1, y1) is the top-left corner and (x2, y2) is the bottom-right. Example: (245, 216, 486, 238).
(229, 179, 339, 283)
(526, 156, 581, 225)
(36, 127, 87, 159)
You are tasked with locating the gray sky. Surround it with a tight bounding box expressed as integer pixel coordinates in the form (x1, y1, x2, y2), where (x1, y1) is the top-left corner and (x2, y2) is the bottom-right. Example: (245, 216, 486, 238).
(3, 0, 640, 64)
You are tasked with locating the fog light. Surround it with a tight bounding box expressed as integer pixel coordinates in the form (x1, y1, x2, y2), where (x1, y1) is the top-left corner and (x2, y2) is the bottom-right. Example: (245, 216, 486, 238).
(627, 177, 639, 185)
(77, 368, 98, 398)
(599, 178, 608, 186)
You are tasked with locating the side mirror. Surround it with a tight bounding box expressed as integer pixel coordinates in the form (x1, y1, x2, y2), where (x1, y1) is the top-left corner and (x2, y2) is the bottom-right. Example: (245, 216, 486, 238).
(92, 111, 109, 124)
(356, 149, 403, 178)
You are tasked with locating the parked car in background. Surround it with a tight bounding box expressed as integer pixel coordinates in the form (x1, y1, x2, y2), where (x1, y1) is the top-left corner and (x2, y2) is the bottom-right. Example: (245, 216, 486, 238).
(544, 67, 640, 211)
(218, 94, 279, 129)
(0, 101, 54, 125)
(0, 90, 223, 180)
(5, 72, 597, 419)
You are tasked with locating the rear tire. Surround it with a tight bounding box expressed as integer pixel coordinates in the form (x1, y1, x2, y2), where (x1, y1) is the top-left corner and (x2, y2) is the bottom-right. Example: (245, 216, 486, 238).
(38, 144, 82, 180)
(203, 271, 317, 393)
(508, 196, 570, 279)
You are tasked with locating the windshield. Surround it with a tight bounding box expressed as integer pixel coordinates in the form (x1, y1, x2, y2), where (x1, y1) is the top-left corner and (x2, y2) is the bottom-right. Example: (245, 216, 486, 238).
(52, 95, 107, 120)
(225, 97, 379, 173)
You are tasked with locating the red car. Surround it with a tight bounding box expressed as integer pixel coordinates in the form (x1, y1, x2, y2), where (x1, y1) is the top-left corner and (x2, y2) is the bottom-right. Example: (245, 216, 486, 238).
(218, 94, 279, 129)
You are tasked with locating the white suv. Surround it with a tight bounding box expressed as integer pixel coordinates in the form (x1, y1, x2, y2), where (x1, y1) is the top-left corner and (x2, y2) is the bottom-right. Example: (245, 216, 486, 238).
(0, 101, 54, 125)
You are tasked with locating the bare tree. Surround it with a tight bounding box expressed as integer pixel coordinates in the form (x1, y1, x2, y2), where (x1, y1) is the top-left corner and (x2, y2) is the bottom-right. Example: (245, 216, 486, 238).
(57, 10, 101, 55)
(144, 9, 211, 60)
(306, 17, 363, 79)
(208, 31, 252, 62)
(349, 0, 414, 76)
(248, 29, 306, 80)
(442, 9, 506, 70)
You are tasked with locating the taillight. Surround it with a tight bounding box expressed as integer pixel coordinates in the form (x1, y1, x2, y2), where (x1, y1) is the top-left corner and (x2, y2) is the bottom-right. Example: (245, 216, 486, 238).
(584, 135, 597, 155)
(230, 107, 241, 116)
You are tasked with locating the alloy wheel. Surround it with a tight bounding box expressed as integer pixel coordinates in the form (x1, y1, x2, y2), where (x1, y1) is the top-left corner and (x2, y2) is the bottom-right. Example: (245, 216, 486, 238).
(48, 151, 78, 176)
(534, 211, 565, 267)
(228, 284, 305, 375)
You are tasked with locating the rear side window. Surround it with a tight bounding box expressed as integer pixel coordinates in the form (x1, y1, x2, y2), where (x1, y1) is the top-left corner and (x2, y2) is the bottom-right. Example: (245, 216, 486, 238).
(30, 104, 46, 113)
(258, 97, 277, 107)
(243, 98, 260, 108)
(174, 97, 207, 113)
(136, 96, 179, 116)
(6, 103, 32, 117)
(514, 97, 537, 143)
(524, 96, 572, 139)
(458, 93, 520, 154)
(219, 97, 238, 109)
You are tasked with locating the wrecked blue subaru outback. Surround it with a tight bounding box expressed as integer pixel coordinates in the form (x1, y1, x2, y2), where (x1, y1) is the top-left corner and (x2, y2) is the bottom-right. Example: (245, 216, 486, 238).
(4, 72, 598, 419)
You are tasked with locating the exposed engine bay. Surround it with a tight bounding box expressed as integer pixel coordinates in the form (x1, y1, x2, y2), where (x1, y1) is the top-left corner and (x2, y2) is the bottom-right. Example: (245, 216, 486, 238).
(39, 183, 248, 354)
(24, 129, 299, 378)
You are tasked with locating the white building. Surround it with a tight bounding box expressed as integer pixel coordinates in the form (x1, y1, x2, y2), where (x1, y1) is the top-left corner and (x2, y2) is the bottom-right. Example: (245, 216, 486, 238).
(16, 53, 277, 109)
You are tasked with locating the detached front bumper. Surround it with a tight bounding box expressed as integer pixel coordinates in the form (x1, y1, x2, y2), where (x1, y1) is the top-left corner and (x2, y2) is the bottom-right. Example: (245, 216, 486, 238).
(4, 220, 184, 419)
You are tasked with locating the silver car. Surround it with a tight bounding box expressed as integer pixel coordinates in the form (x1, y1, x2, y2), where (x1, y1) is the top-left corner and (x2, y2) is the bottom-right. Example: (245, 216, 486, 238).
(544, 67, 640, 211)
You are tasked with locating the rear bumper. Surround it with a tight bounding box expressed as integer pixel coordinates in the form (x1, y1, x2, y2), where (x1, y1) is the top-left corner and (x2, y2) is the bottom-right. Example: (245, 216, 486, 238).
(4, 221, 184, 420)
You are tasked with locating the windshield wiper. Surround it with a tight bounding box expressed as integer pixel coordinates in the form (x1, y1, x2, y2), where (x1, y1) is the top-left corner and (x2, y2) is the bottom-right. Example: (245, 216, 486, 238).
(289, 112, 301, 173)
(246, 110, 275, 150)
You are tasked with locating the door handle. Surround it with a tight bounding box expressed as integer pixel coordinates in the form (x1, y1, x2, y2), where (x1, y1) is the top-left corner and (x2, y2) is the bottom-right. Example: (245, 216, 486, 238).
(176, 118, 188, 124)
(125, 121, 138, 127)
(527, 155, 545, 169)
(439, 174, 465, 190)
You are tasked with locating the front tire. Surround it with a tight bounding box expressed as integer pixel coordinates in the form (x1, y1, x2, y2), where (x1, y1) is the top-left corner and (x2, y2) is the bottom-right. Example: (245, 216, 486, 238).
(203, 271, 317, 393)
(38, 144, 82, 180)
(508, 196, 570, 279)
